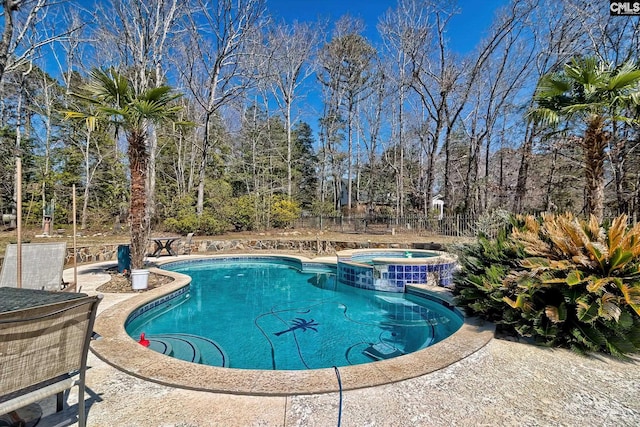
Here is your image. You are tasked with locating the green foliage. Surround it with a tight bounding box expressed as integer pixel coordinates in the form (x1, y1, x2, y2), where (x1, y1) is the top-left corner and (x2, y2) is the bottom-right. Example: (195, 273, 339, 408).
(530, 57, 640, 127)
(228, 194, 256, 231)
(164, 190, 234, 235)
(271, 197, 301, 228)
(197, 212, 230, 235)
(309, 200, 339, 216)
(453, 226, 524, 325)
(0, 127, 16, 212)
(163, 195, 199, 234)
(292, 122, 318, 209)
(165, 208, 229, 235)
(454, 213, 640, 357)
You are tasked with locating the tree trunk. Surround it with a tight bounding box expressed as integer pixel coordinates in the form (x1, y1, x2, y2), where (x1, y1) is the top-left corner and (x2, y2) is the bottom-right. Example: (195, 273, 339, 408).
(146, 124, 158, 219)
(583, 116, 607, 222)
(610, 123, 629, 215)
(347, 104, 353, 211)
(286, 100, 292, 199)
(196, 113, 211, 216)
(128, 131, 150, 270)
(443, 125, 453, 212)
(544, 147, 558, 212)
(81, 128, 91, 230)
(0, 0, 16, 84)
(513, 122, 535, 213)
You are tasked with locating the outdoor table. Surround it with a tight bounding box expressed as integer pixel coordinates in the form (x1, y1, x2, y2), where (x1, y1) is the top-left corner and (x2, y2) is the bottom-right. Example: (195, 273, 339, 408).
(151, 237, 179, 257)
(0, 286, 87, 313)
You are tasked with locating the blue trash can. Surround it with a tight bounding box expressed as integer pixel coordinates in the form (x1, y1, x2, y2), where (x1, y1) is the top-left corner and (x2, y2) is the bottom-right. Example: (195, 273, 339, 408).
(117, 244, 130, 273)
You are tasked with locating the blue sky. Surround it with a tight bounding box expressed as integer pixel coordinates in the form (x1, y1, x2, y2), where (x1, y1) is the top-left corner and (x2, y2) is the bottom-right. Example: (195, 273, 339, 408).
(266, 0, 509, 53)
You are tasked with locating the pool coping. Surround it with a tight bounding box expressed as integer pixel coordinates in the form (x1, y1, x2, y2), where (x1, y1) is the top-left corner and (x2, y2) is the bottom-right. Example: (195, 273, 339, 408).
(91, 254, 495, 396)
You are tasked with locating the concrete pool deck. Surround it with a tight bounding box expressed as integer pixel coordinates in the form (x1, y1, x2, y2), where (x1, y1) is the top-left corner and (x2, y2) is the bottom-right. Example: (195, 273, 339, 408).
(29, 257, 640, 426)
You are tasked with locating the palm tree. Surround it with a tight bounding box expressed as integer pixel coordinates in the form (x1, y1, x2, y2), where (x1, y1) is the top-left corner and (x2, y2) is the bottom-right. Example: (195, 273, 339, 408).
(530, 57, 640, 221)
(66, 68, 181, 270)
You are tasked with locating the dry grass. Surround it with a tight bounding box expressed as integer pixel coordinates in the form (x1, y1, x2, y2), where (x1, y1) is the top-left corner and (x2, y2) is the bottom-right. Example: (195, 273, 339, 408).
(1, 226, 469, 257)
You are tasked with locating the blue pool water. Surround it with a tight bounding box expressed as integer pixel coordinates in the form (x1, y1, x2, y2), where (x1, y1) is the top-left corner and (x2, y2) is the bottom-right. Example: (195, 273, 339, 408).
(350, 251, 437, 264)
(126, 258, 463, 370)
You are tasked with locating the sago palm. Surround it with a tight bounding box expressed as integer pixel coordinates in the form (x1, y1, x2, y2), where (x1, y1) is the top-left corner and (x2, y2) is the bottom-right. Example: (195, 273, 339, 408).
(505, 213, 640, 356)
(66, 68, 181, 270)
(455, 213, 640, 357)
(529, 57, 640, 221)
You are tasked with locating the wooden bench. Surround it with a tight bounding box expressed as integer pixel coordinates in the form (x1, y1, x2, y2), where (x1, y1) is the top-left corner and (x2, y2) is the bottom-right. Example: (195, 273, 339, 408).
(0, 288, 102, 427)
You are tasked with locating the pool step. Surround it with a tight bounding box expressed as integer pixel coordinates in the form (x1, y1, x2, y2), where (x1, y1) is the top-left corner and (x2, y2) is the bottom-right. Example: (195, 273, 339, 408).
(145, 333, 228, 367)
(374, 295, 432, 322)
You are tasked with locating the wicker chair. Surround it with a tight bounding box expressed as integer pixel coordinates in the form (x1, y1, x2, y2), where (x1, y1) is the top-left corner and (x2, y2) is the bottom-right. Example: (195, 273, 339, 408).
(0, 292, 102, 427)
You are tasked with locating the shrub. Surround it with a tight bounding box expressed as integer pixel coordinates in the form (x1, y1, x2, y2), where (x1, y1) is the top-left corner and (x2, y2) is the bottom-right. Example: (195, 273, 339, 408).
(309, 200, 338, 216)
(271, 197, 301, 228)
(164, 194, 231, 235)
(198, 210, 230, 235)
(163, 195, 199, 234)
(164, 215, 198, 235)
(228, 195, 256, 231)
(453, 227, 525, 327)
(473, 208, 512, 237)
(454, 213, 640, 357)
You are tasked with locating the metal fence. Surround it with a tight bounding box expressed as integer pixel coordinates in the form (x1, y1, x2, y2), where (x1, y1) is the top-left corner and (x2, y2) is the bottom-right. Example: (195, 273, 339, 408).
(293, 214, 497, 238)
(294, 211, 640, 239)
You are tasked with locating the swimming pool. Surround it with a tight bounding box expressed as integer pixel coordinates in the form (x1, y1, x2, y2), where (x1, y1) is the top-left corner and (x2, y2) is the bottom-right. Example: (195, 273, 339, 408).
(125, 257, 463, 370)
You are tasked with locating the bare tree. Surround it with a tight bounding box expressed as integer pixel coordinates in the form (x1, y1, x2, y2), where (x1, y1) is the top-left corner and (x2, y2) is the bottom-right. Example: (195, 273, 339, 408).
(176, 0, 265, 216)
(0, 0, 51, 84)
(379, 1, 433, 216)
(260, 20, 318, 199)
(379, 0, 463, 216)
(357, 64, 387, 213)
(457, 1, 538, 214)
(513, 0, 586, 212)
(318, 16, 376, 212)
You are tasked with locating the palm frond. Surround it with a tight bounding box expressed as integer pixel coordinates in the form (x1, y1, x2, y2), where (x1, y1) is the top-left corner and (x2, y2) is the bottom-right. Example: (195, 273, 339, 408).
(584, 215, 603, 242)
(142, 85, 175, 101)
(598, 292, 622, 321)
(564, 57, 606, 86)
(607, 68, 640, 90)
(562, 102, 607, 114)
(535, 75, 571, 98)
(617, 283, 640, 316)
(527, 107, 560, 126)
(63, 111, 88, 120)
(86, 68, 131, 106)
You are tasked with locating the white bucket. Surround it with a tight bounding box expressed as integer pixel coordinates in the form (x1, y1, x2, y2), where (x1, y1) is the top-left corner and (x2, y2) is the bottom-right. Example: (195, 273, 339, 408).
(131, 269, 150, 290)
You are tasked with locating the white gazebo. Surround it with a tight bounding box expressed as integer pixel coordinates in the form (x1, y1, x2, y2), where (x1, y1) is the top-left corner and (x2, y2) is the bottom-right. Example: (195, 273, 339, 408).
(432, 195, 444, 220)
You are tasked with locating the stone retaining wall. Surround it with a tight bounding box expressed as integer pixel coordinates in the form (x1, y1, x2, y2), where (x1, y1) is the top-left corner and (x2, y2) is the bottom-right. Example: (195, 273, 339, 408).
(0, 239, 445, 268)
(67, 239, 444, 266)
